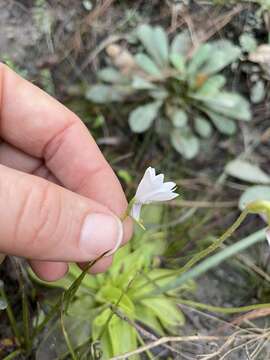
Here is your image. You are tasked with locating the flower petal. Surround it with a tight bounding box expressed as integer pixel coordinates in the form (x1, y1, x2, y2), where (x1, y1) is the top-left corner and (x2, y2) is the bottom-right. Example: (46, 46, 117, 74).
(134, 167, 178, 204)
(153, 173, 164, 186)
(130, 203, 142, 221)
(149, 191, 179, 202)
(162, 181, 177, 191)
(149, 167, 156, 180)
(135, 167, 154, 200)
(140, 189, 179, 203)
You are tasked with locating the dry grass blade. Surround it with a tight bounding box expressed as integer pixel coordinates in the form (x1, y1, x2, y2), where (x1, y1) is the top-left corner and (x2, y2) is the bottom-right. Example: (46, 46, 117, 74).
(230, 308, 270, 327)
(109, 335, 223, 360)
(109, 331, 270, 360)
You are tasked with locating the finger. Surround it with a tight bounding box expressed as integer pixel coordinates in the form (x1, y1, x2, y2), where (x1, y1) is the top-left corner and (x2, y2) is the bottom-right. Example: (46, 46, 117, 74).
(0, 65, 131, 235)
(0, 141, 125, 274)
(0, 142, 65, 277)
(0, 165, 123, 262)
(0, 142, 60, 184)
(0, 142, 42, 173)
(29, 260, 68, 282)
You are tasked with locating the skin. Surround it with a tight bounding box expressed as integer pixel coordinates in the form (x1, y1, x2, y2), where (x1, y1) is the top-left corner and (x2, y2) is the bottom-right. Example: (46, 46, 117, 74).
(0, 63, 133, 281)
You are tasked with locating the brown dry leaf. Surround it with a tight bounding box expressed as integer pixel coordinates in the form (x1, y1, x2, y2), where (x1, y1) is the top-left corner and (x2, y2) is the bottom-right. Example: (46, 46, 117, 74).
(217, 307, 270, 334)
(0, 253, 5, 265)
(231, 307, 270, 326)
(106, 44, 137, 75)
(249, 44, 270, 76)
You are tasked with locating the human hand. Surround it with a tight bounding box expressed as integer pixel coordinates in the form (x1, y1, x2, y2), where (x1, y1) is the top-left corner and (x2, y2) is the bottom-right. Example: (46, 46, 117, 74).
(0, 64, 132, 281)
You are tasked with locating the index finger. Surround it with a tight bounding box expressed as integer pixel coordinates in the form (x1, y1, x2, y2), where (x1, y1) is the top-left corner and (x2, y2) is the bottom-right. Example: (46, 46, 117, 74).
(0, 64, 129, 221)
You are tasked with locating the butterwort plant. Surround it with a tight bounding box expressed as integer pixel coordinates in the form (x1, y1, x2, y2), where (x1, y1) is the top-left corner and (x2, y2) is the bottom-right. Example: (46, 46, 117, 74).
(32, 167, 187, 359)
(87, 24, 251, 159)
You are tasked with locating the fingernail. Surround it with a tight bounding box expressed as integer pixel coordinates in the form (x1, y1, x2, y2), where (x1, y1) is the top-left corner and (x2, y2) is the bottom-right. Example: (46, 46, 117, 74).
(80, 213, 123, 257)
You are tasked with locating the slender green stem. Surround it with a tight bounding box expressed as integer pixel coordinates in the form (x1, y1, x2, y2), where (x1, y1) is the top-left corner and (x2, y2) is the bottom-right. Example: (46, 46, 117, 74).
(148, 226, 266, 297)
(60, 297, 78, 360)
(57, 339, 90, 360)
(177, 298, 270, 314)
(136, 210, 250, 293)
(33, 253, 107, 337)
(0, 285, 21, 344)
(2, 349, 23, 360)
(136, 332, 154, 360)
(33, 294, 62, 338)
(177, 210, 249, 276)
(22, 287, 31, 353)
(120, 197, 136, 222)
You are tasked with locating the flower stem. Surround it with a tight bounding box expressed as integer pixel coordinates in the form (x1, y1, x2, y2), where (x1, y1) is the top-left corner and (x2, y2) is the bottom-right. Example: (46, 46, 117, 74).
(120, 197, 136, 222)
(148, 210, 261, 297)
(177, 209, 249, 275)
(0, 282, 21, 345)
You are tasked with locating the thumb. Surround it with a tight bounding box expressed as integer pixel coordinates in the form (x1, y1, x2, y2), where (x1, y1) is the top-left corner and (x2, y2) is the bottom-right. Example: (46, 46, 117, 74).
(0, 165, 123, 262)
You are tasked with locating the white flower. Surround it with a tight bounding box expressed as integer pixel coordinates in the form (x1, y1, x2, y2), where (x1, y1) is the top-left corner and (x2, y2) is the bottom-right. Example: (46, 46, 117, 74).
(130, 167, 179, 222)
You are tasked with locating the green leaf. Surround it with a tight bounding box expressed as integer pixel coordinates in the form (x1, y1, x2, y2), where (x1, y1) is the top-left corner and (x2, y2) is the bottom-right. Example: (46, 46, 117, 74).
(135, 304, 164, 335)
(67, 296, 95, 319)
(187, 43, 212, 77)
(137, 24, 168, 67)
(194, 116, 212, 138)
(92, 309, 113, 359)
(97, 285, 135, 316)
(98, 67, 126, 84)
(194, 75, 226, 97)
(239, 33, 257, 53)
(86, 84, 125, 103)
(135, 53, 162, 77)
(170, 109, 188, 128)
(131, 76, 156, 90)
(108, 314, 138, 358)
(200, 40, 241, 75)
(129, 101, 162, 133)
(205, 110, 237, 135)
(239, 185, 270, 211)
(141, 297, 185, 328)
(149, 88, 168, 100)
(225, 160, 270, 184)
(130, 268, 195, 300)
(200, 92, 251, 121)
(251, 80, 265, 104)
(92, 308, 111, 340)
(170, 53, 186, 73)
(171, 31, 192, 56)
(152, 26, 169, 65)
(170, 127, 200, 159)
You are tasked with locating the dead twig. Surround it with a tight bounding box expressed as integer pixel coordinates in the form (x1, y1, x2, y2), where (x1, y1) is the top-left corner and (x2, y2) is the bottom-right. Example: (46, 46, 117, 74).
(72, 0, 116, 53)
(109, 332, 270, 360)
(188, 4, 245, 57)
